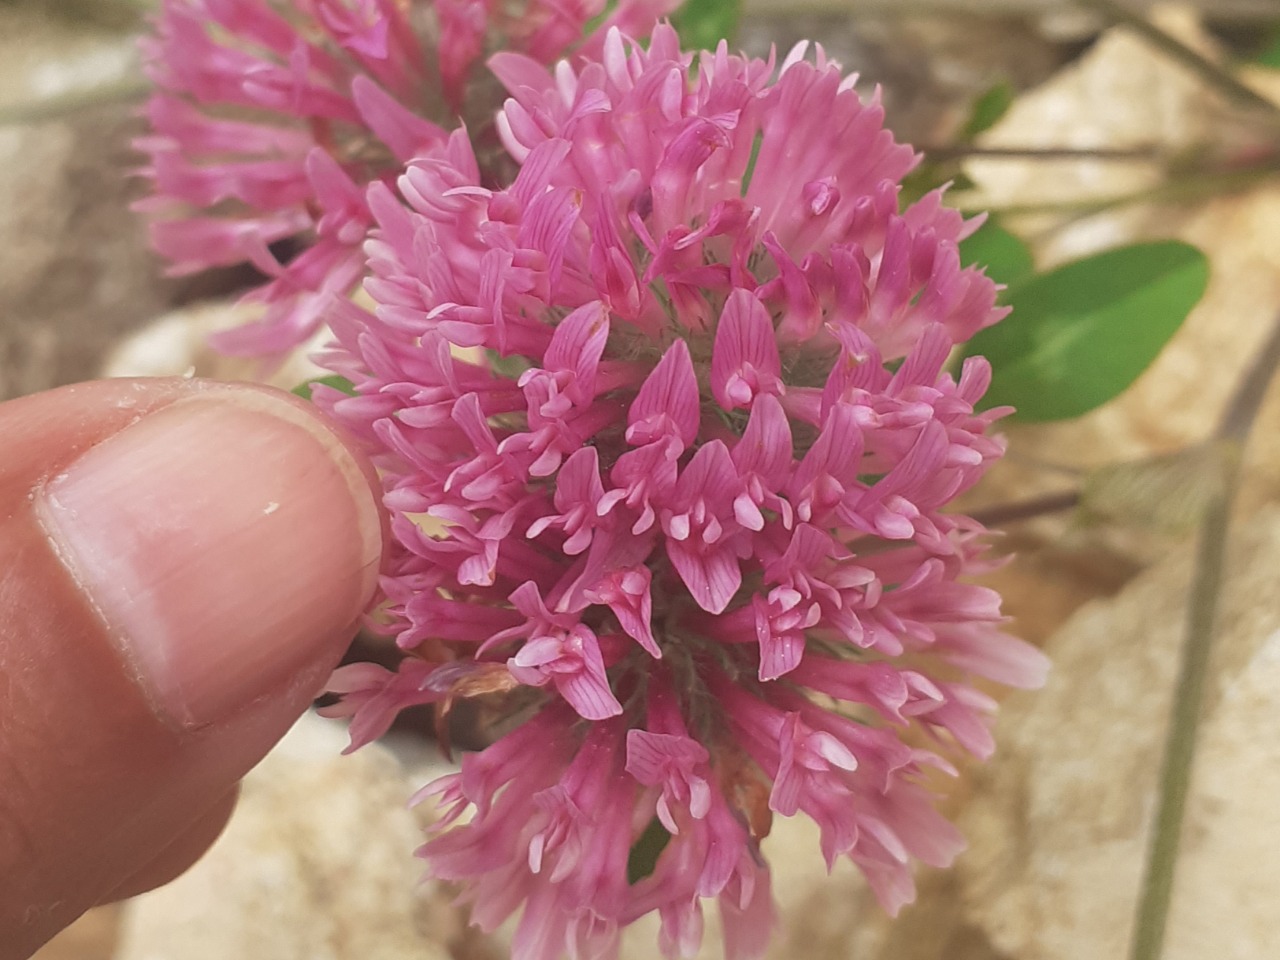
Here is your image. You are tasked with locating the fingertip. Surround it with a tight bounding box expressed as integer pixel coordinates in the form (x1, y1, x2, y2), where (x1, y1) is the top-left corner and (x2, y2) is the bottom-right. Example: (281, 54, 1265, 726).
(36, 386, 384, 729)
(99, 787, 240, 904)
(0, 379, 386, 955)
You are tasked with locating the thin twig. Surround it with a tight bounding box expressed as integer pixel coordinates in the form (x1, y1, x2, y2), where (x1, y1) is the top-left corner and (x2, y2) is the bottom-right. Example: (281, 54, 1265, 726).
(920, 144, 1162, 162)
(955, 164, 1280, 218)
(1129, 310, 1280, 960)
(1077, 0, 1280, 124)
(969, 490, 1081, 527)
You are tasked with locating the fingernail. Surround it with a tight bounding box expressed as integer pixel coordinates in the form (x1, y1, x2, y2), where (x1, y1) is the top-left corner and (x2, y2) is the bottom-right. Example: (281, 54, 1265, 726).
(36, 389, 383, 729)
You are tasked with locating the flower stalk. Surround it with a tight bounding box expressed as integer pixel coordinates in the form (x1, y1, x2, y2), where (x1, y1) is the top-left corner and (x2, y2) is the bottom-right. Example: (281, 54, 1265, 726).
(1129, 309, 1280, 960)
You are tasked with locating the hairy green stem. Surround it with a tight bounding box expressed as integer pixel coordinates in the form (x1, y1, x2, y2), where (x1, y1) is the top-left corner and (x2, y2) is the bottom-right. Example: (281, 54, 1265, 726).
(1216, 311, 1280, 443)
(1128, 311, 1280, 960)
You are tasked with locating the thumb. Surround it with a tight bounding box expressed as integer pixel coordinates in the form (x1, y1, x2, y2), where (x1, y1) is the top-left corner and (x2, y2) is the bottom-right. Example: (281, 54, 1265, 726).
(0, 378, 383, 958)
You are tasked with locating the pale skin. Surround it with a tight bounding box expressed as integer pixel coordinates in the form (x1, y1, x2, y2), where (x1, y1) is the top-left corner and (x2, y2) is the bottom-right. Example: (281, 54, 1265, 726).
(0, 378, 385, 959)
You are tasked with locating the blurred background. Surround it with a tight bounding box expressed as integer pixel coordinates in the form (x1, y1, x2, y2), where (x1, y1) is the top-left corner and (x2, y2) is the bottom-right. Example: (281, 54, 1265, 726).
(7, 1, 1280, 958)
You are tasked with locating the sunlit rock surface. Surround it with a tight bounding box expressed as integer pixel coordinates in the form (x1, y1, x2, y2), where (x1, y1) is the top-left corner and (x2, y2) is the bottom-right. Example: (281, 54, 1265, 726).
(114, 714, 462, 960)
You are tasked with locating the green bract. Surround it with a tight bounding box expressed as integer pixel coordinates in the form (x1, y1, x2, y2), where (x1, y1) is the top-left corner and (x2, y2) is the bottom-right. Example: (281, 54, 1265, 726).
(291, 375, 357, 402)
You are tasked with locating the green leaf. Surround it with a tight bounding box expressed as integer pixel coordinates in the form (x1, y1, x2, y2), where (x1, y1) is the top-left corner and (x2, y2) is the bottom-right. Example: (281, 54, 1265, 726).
(960, 79, 1015, 141)
(1252, 26, 1280, 68)
(960, 218, 1034, 289)
(292, 374, 356, 401)
(626, 817, 672, 885)
(671, 0, 743, 51)
(964, 241, 1208, 422)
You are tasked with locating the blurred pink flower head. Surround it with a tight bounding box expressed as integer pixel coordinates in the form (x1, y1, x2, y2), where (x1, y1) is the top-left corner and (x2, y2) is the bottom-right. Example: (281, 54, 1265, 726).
(134, 0, 675, 357)
(318, 25, 1048, 960)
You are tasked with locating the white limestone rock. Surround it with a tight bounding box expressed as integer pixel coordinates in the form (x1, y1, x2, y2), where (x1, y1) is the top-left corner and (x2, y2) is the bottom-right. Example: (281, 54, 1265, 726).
(621, 508, 1280, 960)
(114, 713, 461, 960)
(101, 299, 328, 393)
(956, 507, 1280, 960)
(962, 9, 1280, 523)
(0, 4, 169, 400)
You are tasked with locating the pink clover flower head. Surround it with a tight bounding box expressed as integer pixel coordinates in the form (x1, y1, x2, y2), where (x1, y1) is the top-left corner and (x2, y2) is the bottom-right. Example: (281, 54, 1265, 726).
(323, 26, 1049, 960)
(135, 0, 677, 357)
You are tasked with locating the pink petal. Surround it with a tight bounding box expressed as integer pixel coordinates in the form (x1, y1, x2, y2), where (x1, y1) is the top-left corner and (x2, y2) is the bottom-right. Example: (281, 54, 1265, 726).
(732, 394, 793, 485)
(667, 540, 741, 615)
(557, 670, 623, 720)
(626, 339, 700, 447)
(756, 628, 804, 683)
(711, 289, 782, 411)
(545, 301, 610, 386)
(351, 75, 448, 161)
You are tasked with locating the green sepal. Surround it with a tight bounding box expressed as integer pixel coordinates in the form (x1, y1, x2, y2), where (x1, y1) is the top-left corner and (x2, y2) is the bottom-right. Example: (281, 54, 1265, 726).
(292, 374, 357, 401)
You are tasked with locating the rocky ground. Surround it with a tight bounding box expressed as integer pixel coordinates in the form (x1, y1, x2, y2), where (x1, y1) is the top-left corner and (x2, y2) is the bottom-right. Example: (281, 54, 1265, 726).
(7, 2, 1280, 958)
